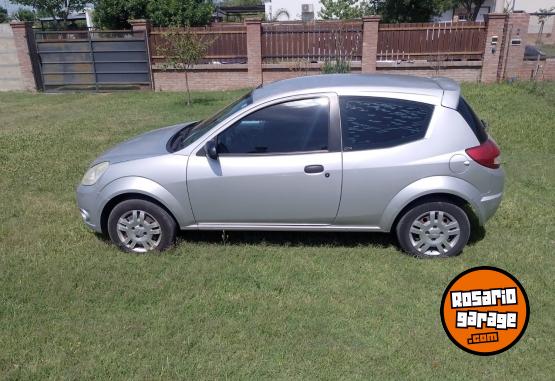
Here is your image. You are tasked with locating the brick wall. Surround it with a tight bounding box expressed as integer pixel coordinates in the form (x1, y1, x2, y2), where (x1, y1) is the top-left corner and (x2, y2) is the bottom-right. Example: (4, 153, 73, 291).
(9, 14, 553, 93)
(152, 62, 483, 92)
(520, 58, 555, 81)
(480, 14, 507, 83)
(503, 12, 530, 81)
(153, 67, 249, 91)
(377, 68, 481, 82)
(0, 23, 25, 91)
(143, 13, 550, 93)
(361, 16, 380, 73)
(542, 59, 555, 81)
(9, 21, 36, 91)
(245, 19, 262, 87)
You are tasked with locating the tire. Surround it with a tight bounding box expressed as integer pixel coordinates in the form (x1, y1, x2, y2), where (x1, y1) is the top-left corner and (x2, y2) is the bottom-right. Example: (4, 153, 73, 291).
(107, 199, 177, 253)
(396, 201, 470, 258)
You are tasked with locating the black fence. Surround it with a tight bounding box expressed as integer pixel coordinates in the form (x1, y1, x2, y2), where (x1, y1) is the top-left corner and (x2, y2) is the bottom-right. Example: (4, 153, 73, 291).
(34, 30, 152, 92)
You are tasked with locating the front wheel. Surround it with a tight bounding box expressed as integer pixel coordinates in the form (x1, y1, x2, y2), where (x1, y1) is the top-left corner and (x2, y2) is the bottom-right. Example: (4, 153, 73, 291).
(396, 201, 470, 258)
(107, 199, 177, 253)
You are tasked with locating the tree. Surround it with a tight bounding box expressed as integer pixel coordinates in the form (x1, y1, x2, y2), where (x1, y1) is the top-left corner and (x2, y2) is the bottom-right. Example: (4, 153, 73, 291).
(94, 0, 214, 29)
(536, 7, 555, 44)
(270, 8, 290, 21)
(320, 0, 450, 22)
(9, 0, 88, 27)
(158, 27, 213, 105)
(93, 0, 150, 30)
(453, 0, 486, 21)
(13, 8, 36, 21)
(147, 0, 214, 27)
(220, 0, 262, 5)
(0, 6, 9, 23)
(380, 0, 451, 23)
(319, 0, 377, 20)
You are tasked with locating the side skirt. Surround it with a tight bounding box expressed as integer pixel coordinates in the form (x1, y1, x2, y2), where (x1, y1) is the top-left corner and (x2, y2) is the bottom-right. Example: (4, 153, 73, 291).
(181, 223, 386, 232)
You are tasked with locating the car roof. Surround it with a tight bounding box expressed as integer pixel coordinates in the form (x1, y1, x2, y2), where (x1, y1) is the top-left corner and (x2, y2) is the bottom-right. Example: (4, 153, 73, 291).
(251, 74, 460, 108)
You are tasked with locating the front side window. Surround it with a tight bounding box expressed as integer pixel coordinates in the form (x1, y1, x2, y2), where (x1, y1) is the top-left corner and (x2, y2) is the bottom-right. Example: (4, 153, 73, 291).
(217, 98, 330, 155)
(339, 97, 434, 151)
(168, 93, 253, 152)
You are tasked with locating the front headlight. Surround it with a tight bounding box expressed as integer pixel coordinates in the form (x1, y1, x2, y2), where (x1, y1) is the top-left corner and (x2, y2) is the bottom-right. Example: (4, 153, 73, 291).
(81, 162, 109, 186)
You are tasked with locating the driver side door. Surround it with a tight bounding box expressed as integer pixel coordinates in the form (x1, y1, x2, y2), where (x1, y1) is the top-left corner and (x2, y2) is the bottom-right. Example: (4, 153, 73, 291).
(186, 95, 342, 226)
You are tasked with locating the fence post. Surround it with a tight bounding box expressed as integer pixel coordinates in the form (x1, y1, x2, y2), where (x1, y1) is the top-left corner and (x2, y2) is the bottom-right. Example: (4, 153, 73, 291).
(245, 18, 262, 86)
(9, 21, 37, 91)
(503, 12, 530, 81)
(480, 13, 507, 83)
(129, 19, 152, 34)
(129, 19, 154, 89)
(361, 16, 380, 73)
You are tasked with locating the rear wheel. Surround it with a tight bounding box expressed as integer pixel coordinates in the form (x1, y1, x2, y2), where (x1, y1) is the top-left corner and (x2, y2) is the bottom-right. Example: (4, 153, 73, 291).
(396, 201, 470, 258)
(107, 199, 176, 253)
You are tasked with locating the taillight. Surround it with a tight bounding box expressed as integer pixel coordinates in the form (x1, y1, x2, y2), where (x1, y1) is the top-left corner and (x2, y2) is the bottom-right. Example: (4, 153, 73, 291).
(465, 139, 501, 169)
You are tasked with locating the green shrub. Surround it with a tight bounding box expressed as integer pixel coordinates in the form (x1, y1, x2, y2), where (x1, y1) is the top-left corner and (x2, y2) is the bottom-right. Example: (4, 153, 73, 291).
(321, 59, 351, 74)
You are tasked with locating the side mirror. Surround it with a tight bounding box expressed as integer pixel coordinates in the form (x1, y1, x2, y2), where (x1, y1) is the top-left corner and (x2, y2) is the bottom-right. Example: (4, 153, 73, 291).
(205, 140, 218, 160)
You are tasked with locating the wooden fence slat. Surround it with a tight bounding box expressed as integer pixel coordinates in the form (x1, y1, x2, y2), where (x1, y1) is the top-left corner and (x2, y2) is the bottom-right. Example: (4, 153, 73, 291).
(149, 20, 486, 64)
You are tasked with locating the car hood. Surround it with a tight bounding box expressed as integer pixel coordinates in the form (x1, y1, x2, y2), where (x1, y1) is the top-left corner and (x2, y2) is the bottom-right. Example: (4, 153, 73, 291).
(93, 122, 196, 165)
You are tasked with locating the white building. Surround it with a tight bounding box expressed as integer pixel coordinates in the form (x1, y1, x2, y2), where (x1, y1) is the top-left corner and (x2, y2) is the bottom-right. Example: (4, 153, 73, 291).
(264, 0, 324, 21)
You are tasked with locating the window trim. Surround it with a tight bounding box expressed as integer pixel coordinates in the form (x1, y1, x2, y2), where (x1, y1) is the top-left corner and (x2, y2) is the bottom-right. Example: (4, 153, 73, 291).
(456, 97, 488, 144)
(338, 95, 435, 152)
(193, 93, 341, 157)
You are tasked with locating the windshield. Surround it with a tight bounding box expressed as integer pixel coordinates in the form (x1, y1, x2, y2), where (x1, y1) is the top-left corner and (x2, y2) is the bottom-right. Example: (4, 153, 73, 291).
(168, 92, 253, 152)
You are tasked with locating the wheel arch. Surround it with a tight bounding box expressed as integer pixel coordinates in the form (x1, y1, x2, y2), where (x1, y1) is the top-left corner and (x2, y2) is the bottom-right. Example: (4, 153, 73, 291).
(380, 176, 483, 232)
(100, 193, 180, 236)
(97, 176, 194, 234)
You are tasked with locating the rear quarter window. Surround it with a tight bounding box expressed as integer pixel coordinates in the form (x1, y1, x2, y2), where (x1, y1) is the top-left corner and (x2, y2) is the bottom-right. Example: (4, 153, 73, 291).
(339, 97, 434, 151)
(456, 97, 488, 143)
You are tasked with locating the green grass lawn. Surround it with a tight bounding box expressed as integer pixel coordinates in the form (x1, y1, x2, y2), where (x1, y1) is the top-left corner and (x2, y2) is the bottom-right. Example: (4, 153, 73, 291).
(0, 82, 554, 380)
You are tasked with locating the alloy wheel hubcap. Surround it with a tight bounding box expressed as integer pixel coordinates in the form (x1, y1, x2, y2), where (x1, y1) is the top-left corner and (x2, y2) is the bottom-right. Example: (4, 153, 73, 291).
(116, 210, 161, 253)
(409, 210, 461, 256)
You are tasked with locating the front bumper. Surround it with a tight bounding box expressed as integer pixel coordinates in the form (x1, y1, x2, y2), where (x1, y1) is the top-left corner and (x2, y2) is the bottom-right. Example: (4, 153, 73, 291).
(76, 184, 103, 233)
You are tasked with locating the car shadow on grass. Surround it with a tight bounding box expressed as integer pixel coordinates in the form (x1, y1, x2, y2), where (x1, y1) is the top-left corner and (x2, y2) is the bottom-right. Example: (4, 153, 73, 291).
(176, 207, 486, 249)
(177, 221, 485, 250)
(177, 230, 397, 249)
(465, 205, 486, 246)
(94, 210, 486, 251)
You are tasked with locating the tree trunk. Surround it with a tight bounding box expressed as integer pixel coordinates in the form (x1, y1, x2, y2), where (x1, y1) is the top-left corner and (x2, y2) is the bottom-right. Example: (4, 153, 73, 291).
(50, 9, 61, 29)
(471, 0, 485, 21)
(185, 70, 191, 106)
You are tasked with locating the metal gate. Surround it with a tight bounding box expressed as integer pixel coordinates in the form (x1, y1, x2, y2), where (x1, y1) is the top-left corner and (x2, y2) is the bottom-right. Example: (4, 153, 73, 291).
(34, 30, 152, 91)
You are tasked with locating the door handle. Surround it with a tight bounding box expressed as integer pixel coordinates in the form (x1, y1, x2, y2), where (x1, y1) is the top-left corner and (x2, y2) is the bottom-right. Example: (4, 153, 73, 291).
(304, 165, 324, 174)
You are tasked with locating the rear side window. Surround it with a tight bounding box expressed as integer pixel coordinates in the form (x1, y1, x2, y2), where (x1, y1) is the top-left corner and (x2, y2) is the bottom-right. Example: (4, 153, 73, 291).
(457, 97, 488, 143)
(339, 97, 434, 151)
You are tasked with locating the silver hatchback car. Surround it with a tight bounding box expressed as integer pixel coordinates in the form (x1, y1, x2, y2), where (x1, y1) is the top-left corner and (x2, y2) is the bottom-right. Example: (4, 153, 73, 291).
(77, 74, 504, 257)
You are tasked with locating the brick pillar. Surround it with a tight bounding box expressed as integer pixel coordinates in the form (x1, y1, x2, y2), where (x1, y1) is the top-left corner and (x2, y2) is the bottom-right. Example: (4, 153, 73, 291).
(361, 16, 380, 73)
(480, 13, 507, 83)
(129, 19, 153, 89)
(504, 12, 530, 81)
(10, 21, 37, 91)
(129, 19, 151, 33)
(246, 18, 262, 86)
